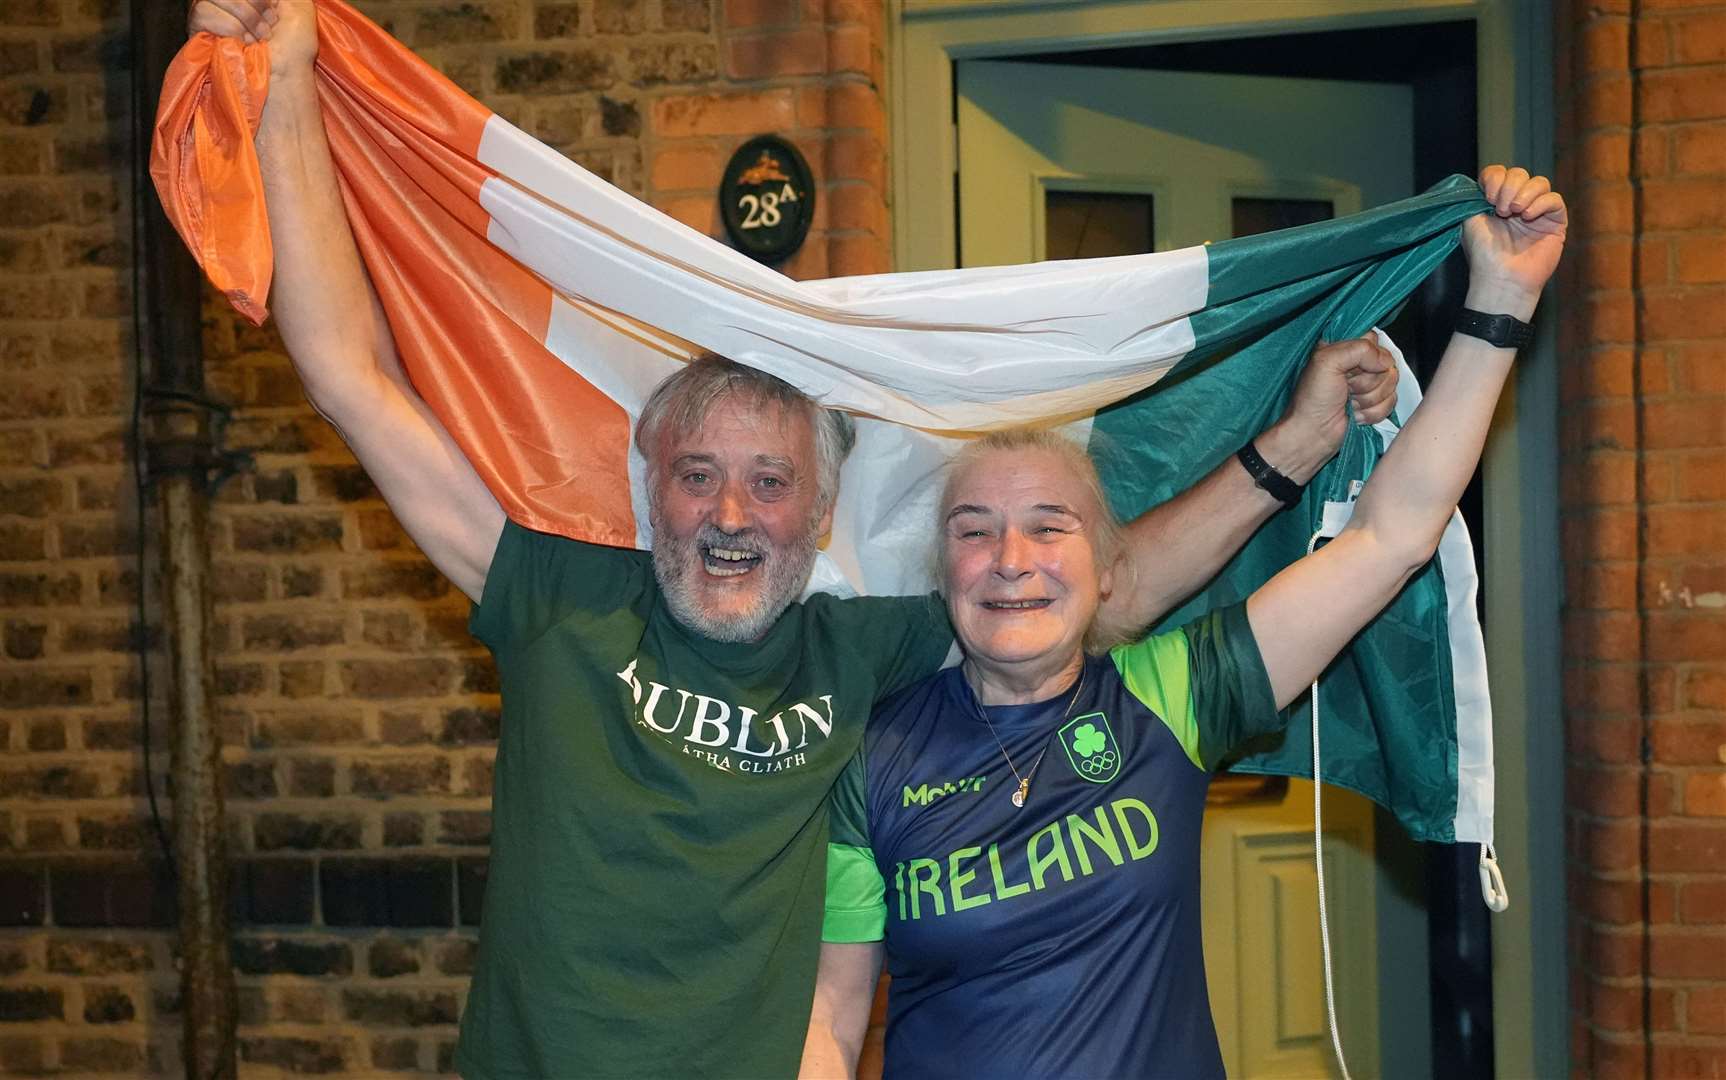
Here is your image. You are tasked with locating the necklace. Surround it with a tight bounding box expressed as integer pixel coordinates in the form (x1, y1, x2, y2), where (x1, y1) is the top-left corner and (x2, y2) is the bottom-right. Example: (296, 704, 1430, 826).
(968, 661, 1087, 809)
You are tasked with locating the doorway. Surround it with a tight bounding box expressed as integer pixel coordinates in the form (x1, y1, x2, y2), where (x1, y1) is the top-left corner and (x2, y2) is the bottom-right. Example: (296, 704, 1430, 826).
(890, 2, 1564, 1078)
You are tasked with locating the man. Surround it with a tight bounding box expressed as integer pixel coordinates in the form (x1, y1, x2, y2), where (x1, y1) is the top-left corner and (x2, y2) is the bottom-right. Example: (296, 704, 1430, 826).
(187, 3, 1402, 1076)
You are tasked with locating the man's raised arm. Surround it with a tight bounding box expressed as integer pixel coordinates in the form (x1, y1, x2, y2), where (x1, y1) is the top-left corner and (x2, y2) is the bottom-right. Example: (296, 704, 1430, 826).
(1101, 335, 1399, 635)
(190, 0, 504, 602)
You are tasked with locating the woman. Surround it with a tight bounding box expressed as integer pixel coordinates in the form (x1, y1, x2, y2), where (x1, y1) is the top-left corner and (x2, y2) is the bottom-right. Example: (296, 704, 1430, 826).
(803, 164, 1567, 1079)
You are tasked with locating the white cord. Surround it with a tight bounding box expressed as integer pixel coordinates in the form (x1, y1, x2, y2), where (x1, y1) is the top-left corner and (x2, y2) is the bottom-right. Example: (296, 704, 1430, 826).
(1312, 677, 1351, 1080)
(1307, 528, 1352, 1080)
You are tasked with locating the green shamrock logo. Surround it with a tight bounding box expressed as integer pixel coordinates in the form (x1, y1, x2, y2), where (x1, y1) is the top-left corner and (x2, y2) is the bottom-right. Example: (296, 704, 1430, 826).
(1071, 723, 1107, 758)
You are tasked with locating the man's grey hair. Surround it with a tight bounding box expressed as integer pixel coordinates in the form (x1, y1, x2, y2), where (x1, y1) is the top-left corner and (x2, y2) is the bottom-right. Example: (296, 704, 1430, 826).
(634, 354, 857, 509)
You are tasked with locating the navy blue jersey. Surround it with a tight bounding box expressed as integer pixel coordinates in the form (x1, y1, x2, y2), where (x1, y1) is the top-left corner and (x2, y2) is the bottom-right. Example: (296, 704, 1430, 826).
(825, 604, 1278, 1079)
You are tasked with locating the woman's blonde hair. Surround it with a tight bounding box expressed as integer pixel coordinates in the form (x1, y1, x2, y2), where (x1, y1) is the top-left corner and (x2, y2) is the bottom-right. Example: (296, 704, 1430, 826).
(935, 427, 1139, 654)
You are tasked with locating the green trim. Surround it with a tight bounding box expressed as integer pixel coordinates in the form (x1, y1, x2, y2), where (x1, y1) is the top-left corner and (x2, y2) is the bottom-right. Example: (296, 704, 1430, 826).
(822, 843, 886, 943)
(1110, 631, 1202, 772)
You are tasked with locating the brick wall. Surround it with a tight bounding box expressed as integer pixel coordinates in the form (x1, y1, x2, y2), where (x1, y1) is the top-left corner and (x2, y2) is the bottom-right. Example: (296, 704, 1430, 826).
(1556, 0, 1726, 1075)
(0, 0, 888, 1074)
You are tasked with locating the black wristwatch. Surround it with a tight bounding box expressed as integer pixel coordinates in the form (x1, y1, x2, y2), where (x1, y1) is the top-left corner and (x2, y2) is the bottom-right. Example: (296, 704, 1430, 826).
(1455, 307, 1534, 350)
(1236, 441, 1304, 509)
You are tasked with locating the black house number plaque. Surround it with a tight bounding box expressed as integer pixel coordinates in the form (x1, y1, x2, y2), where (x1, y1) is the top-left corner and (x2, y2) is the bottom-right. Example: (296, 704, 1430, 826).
(720, 135, 815, 265)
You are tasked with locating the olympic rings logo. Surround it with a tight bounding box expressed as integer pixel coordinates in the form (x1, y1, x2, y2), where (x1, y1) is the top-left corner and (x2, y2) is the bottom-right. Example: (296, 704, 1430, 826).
(1078, 749, 1117, 776)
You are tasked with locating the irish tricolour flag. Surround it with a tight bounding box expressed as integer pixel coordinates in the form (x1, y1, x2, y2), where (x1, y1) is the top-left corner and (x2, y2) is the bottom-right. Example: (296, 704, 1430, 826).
(154, 0, 1494, 849)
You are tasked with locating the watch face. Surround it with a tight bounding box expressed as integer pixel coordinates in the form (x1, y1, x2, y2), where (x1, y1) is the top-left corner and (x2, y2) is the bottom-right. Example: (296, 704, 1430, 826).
(719, 136, 816, 265)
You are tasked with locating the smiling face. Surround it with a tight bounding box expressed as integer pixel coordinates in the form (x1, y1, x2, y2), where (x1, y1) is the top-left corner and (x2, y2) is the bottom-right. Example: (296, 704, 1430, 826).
(940, 445, 1114, 675)
(647, 392, 833, 643)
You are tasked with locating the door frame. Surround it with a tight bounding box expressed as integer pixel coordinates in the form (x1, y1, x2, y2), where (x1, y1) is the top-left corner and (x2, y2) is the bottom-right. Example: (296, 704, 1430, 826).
(886, 3, 1565, 1078)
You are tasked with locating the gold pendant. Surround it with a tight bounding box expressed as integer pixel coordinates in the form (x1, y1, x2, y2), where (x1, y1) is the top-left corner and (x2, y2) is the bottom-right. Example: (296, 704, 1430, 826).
(1012, 779, 1029, 808)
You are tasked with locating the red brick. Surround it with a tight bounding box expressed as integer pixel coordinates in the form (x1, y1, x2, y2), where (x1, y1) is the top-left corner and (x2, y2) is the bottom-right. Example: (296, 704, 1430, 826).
(1651, 715, 1726, 769)
(1652, 1044, 1726, 1078)
(795, 84, 827, 128)
(1588, 982, 1643, 1033)
(1639, 67, 1726, 122)
(1638, 237, 1673, 286)
(1683, 881, 1726, 924)
(1571, 0, 1630, 18)
(1685, 771, 1726, 816)
(1649, 821, 1726, 872)
(1634, 18, 1672, 68)
(1564, 399, 1631, 454)
(1564, 506, 1638, 562)
(1641, 178, 1726, 229)
(1587, 925, 1647, 977)
(649, 144, 725, 192)
(651, 90, 796, 137)
(1590, 983, 1680, 1032)
(1634, 127, 1670, 176)
(1642, 396, 1724, 449)
(1580, 874, 1680, 925)
(1683, 553, 1726, 583)
(1686, 668, 1726, 711)
(1575, 560, 1640, 609)
(1582, 237, 1634, 288)
(828, 22, 872, 76)
(1671, 11, 1726, 64)
(1579, 74, 1634, 127)
(1581, 291, 1635, 342)
(825, 80, 885, 136)
(1676, 234, 1726, 283)
(827, 183, 884, 234)
(1561, 451, 1637, 505)
(1586, 819, 1645, 871)
(722, 0, 800, 29)
(1575, 715, 1639, 763)
(1651, 929, 1726, 977)
(1674, 123, 1726, 175)
(1588, 1033, 1646, 1080)
(652, 193, 717, 234)
(1583, 343, 1638, 397)
(1693, 987, 1726, 1034)
(824, 132, 885, 189)
(1647, 504, 1726, 555)
(827, 232, 888, 277)
(726, 27, 826, 79)
(1652, 665, 1680, 714)
(779, 233, 828, 281)
(1567, 607, 1645, 666)
(1676, 450, 1726, 500)
(1639, 448, 1682, 500)
(1581, 17, 1630, 71)
(827, 0, 875, 19)
(1574, 664, 1647, 714)
(1643, 289, 1726, 341)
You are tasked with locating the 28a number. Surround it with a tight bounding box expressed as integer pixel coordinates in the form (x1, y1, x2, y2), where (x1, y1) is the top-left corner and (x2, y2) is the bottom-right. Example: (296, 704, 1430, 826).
(737, 184, 800, 230)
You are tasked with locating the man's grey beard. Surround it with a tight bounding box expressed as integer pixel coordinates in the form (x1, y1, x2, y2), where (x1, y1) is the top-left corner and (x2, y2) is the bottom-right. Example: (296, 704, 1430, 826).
(652, 521, 821, 643)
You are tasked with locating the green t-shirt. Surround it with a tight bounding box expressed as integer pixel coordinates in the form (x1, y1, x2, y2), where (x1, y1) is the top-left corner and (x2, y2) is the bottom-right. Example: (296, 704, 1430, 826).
(454, 521, 953, 1080)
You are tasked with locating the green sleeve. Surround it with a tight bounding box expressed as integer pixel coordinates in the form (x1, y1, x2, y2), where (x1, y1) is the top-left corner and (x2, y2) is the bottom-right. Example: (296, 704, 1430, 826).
(468, 519, 652, 654)
(823, 752, 886, 943)
(1110, 602, 1279, 772)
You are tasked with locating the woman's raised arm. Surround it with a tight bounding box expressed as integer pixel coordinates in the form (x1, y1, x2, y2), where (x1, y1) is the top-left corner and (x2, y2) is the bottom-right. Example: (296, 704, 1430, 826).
(1248, 165, 1567, 708)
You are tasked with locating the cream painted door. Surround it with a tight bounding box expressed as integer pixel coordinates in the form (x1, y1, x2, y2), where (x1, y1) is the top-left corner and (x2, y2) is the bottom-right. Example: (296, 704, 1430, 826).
(957, 59, 1416, 1078)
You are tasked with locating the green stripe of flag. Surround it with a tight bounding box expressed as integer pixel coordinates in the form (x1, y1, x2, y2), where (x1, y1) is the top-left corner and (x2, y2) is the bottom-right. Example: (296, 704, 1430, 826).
(1091, 174, 1490, 843)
